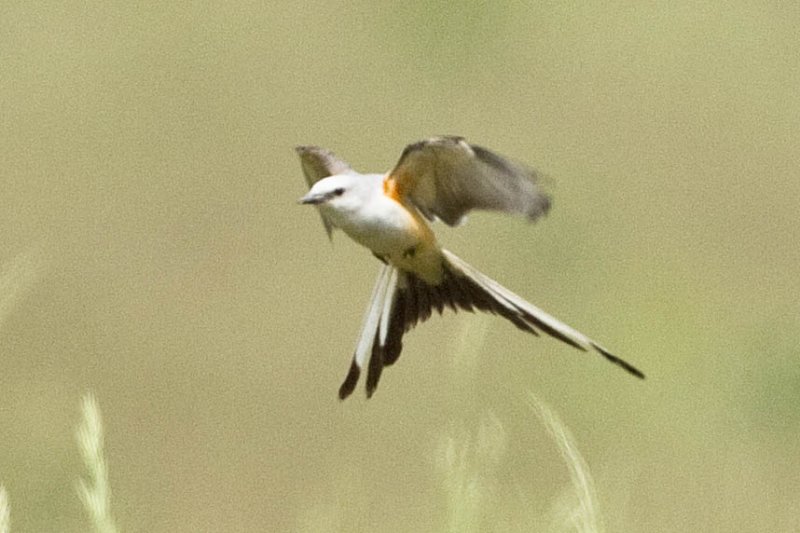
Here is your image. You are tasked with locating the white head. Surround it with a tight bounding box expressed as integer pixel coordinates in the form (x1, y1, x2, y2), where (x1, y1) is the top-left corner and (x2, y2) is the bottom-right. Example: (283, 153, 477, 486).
(298, 173, 372, 215)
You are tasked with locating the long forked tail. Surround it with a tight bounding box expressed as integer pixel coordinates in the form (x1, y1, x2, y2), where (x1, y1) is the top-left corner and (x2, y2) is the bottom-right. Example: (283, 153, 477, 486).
(337, 250, 644, 400)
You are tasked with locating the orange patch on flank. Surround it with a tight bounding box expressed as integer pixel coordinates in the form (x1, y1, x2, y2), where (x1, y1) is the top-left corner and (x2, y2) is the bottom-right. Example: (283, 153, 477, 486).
(383, 175, 404, 202)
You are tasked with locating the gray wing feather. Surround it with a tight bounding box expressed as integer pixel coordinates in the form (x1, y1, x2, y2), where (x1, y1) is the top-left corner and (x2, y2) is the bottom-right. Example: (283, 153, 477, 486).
(295, 145, 353, 239)
(389, 136, 551, 226)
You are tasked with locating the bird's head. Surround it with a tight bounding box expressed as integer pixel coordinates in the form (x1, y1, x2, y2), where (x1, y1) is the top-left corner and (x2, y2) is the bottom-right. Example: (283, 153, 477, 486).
(298, 174, 367, 214)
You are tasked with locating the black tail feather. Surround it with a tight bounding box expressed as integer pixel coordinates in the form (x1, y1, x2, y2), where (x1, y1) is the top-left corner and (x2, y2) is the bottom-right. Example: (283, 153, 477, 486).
(340, 255, 644, 399)
(366, 334, 384, 398)
(338, 360, 360, 400)
(591, 342, 645, 379)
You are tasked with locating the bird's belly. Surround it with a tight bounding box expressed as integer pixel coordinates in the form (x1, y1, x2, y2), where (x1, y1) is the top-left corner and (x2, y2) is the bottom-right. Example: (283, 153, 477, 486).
(332, 201, 444, 283)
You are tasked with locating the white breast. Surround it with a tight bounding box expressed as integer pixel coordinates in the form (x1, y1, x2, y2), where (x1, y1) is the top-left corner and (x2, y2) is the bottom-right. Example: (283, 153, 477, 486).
(336, 192, 420, 255)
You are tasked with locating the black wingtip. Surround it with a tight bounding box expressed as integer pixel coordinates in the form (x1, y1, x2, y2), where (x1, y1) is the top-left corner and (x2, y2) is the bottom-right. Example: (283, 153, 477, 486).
(591, 342, 646, 379)
(338, 360, 361, 400)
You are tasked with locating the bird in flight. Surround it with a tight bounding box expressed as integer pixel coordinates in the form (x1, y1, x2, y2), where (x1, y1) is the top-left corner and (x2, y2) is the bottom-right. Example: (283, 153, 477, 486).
(297, 136, 644, 399)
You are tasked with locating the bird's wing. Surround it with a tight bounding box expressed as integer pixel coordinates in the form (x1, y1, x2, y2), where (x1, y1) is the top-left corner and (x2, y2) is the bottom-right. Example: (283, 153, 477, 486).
(295, 145, 353, 239)
(386, 136, 552, 226)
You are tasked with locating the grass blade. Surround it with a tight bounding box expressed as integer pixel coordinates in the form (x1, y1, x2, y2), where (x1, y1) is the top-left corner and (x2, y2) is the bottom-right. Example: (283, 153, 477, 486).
(76, 393, 119, 533)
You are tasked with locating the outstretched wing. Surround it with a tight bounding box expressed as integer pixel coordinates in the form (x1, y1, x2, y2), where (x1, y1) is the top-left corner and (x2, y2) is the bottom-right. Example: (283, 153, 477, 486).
(295, 145, 353, 239)
(386, 136, 552, 226)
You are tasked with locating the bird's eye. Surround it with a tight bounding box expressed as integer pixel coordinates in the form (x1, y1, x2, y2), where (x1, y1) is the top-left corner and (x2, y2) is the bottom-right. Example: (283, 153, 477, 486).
(332, 187, 345, 196)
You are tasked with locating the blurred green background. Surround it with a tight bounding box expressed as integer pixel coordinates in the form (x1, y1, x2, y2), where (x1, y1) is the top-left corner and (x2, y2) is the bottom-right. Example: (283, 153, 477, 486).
(2, 2, 799, 531)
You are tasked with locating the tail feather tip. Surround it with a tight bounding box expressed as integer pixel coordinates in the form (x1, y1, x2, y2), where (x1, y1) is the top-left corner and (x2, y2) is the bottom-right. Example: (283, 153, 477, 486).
(338, 360, 361, 400)
(591, 342, 645, 379)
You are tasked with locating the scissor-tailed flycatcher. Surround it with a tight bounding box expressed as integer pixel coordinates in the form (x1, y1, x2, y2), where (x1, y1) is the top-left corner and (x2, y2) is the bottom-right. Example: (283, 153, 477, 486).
(297, 136, 644, 399)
